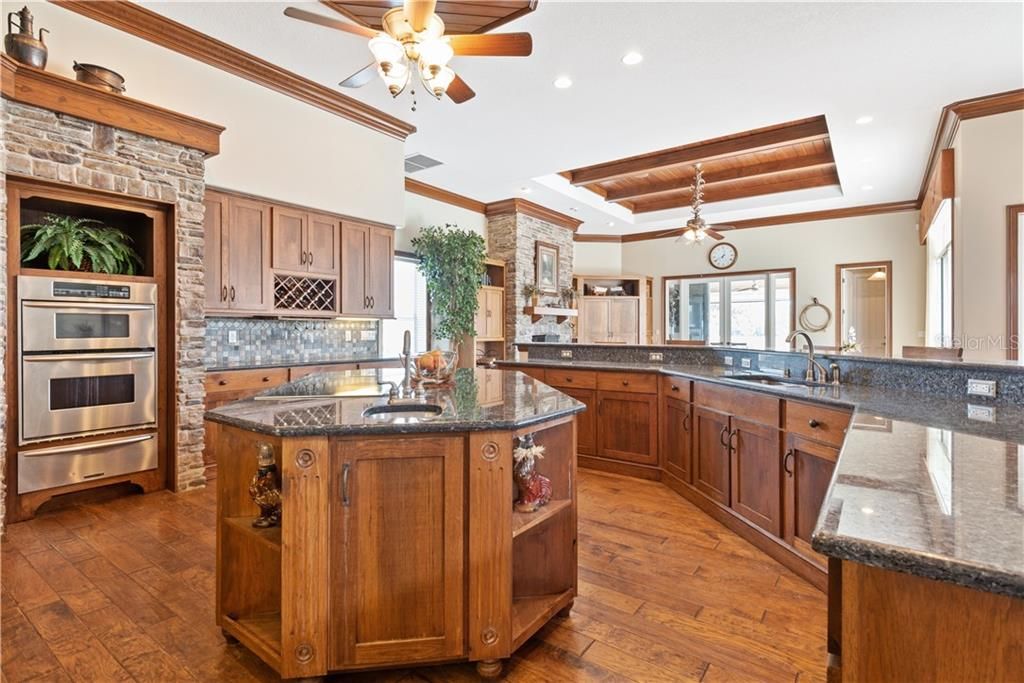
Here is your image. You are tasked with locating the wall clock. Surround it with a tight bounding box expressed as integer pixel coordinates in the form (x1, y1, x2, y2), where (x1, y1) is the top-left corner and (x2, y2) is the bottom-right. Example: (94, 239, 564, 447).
(708, 242, 738, 270)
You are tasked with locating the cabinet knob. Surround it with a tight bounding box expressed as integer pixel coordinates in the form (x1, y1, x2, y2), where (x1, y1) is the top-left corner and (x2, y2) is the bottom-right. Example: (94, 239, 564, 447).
(565, 377, 573, 383)
(218, 379, 228, 386)
(808, 419, 821, 429)
(671, 385, 679, 392)
(262, 377, 271, 382)
(622, 380, 629, 386)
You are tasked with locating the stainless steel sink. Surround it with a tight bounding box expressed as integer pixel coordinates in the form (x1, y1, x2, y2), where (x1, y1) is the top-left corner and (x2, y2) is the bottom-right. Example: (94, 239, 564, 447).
(729, 374, 829, 388)
(362, 403, 444, 420)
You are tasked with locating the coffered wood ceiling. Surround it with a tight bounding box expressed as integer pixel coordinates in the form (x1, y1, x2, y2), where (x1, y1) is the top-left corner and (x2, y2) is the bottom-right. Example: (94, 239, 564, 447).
(321, 0, 537, 34)
(563, 116, 840, 215)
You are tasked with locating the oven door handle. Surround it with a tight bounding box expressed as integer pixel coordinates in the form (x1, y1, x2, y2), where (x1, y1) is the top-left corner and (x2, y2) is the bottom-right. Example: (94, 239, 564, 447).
(21, 433, 154, 456)
(22, 301, 154, 311)
(23, 351, 155, 362)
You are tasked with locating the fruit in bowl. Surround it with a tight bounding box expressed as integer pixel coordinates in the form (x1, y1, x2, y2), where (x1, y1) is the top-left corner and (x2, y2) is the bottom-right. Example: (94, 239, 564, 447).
(413, 349, 458, 385)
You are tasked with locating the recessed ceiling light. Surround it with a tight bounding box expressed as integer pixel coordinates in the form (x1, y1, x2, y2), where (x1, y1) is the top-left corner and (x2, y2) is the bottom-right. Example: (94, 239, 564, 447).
(855, 115, 874, 125)
(553, 76, 573, 89)
(861, 507, 875, 515)
(607, 221, 615, 227)
(621, 51, 644, 66)
(861, 184, 874, 191)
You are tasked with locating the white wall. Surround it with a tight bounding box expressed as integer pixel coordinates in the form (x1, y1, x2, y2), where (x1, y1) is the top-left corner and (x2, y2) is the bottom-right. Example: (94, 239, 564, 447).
(11, 2, 406, 225)
(951, 110, 1024, 361)
(400, 191, 487, 253)
(618, 211, 926, 350)
(574, 241, 623, 275)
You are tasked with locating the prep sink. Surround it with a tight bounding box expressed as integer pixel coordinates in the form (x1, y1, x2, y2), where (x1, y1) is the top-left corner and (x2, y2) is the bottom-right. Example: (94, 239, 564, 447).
(362, 403, 444, 420)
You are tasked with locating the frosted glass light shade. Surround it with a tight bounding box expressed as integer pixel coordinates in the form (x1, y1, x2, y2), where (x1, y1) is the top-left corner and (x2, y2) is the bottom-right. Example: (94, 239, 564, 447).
(424, 66, 455, 98)
(369, 34, 405, 71)
(418, 38, 453, 76)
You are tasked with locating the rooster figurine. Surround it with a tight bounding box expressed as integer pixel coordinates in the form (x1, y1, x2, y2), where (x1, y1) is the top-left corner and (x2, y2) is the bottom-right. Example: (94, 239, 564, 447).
(513, 434, 552, 513)
(249, 442, 282, 528)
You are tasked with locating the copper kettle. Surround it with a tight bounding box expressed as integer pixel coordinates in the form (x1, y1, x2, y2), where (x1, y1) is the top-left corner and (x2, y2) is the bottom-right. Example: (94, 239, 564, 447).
(5, 6, 48, 69)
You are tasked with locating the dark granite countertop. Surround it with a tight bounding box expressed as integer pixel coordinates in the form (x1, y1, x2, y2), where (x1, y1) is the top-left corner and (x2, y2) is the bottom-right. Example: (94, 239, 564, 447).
(501, 358, 1024, 598)
(205, 367, 584, 437)
(205, 357, 402, 373)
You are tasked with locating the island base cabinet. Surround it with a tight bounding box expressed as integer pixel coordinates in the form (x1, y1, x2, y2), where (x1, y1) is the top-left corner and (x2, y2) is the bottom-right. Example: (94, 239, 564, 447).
(693, 407, 731, 505)
(329, 436, 465, 668)
(784, 434, 839, 567)
(730, 417, 782, 536)
(596, 391, 658, 465)
(661, 397, 692, 483)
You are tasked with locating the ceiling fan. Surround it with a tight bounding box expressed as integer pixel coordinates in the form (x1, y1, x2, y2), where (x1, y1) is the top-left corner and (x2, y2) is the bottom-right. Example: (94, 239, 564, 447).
(653, 163, 737, 243)
(283, 1, 533, 104)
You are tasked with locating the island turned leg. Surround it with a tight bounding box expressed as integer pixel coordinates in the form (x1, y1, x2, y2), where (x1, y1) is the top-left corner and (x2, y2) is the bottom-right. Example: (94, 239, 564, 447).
(476, 659, 504, 679)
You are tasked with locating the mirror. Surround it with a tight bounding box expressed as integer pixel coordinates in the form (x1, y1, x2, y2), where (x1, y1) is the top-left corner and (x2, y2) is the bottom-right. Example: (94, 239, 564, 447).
(836, 262, 892, 357)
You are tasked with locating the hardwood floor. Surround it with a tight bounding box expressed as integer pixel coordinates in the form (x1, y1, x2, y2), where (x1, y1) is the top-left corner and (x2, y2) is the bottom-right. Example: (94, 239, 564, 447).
(1, 470, 827, 682)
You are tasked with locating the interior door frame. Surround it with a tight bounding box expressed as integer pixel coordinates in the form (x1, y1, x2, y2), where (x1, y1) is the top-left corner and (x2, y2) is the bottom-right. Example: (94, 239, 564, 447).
(1007, 204, 1024, 360)
(834, 260, 893, 357)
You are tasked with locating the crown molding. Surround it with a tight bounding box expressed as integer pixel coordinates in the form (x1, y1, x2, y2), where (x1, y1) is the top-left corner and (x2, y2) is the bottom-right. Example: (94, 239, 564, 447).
(51, 0, 417, 141)
(484, 198, 583, 232)
(404, 178, 486, 213)
(574, 234, 623, 243)
(917, 88, 1024, 205)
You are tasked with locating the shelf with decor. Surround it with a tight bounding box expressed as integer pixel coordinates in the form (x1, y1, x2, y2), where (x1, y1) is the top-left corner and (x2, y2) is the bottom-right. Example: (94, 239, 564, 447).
(523, 305, 578, 324)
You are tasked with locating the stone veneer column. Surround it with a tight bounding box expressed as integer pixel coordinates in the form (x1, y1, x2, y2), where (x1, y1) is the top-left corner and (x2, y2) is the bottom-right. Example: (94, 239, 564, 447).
(486, 202, 578, 357)
(0, 101, 209, 526)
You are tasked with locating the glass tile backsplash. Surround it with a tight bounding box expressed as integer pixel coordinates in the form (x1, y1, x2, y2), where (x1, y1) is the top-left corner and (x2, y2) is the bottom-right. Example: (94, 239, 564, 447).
(205, 318, 379, 368)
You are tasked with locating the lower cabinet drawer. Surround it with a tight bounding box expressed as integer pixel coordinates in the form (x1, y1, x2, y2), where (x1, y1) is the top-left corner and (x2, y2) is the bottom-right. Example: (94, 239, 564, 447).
(694, 381, 779, 426)
(785, 401, 851, 447)
(18, 432, 157, 494)
(545, 369, 597, 389)
(206, 368, 290, 393)
(597, 371, 658, 394)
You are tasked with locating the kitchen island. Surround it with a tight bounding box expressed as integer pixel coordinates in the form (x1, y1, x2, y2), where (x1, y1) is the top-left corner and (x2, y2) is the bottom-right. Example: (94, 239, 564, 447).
(204, 367, 584, 681)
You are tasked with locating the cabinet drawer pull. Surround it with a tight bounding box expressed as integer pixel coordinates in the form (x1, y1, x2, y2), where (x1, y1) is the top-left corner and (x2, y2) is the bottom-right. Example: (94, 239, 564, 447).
(671, 385, 680, 392)
(262, 376, 272, 383)
(719, 425, 730, 448)
(218, 379, 228, 386)
(808, 419, 821, 429)
(783, 449, 794, 475)
(341, 463, 351, 506)
(565, 377, 573, 383)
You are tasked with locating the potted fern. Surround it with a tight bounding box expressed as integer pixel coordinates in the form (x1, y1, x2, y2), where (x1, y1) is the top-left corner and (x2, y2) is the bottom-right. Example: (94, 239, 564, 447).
(412, 224, 486, 367)
(21, 214, 143, 275)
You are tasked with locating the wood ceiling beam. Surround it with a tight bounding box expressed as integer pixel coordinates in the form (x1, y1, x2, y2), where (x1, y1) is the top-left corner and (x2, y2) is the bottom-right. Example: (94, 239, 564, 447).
(566, 115, 830, 186)
(630, 167, 840, 214)
(601, 150, 836, 203)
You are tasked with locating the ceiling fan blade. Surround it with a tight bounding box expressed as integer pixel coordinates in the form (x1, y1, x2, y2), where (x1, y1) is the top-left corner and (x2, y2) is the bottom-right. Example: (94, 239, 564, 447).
(447, 33, 533, 57)
(708, 224, 736, 232)
(706, 229, 726, 241)
(340, 62, 379, 88)
(404, 0, 437, 32)
(446, 74, 476, 104)
(284, 7, 379, 39)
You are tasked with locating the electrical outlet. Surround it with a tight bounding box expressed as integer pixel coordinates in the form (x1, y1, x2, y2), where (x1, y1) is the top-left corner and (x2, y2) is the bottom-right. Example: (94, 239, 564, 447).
(560, 349, 573, 359)
(724, 356, 733, 366)
(740, 358, 752, 369)
(227, 330, 238, 344)
(649, 352, 664, 362)
(967, 379, 997, 398)
(967, 404, 995, 422)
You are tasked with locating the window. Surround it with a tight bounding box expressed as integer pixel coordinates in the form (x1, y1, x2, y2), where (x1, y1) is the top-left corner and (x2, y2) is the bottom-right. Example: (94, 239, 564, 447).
(665, 270, 794, 349)
(381, 256, 428, 356)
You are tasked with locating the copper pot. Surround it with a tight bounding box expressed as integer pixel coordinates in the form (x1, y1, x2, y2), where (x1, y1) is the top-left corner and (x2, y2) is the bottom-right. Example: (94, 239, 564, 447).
(73, 61, 126, 94)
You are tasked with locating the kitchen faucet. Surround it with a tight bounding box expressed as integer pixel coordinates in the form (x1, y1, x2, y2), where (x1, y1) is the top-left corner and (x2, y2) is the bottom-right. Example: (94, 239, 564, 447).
(786, 330, 830, 383)
(401, 329, 413, 397)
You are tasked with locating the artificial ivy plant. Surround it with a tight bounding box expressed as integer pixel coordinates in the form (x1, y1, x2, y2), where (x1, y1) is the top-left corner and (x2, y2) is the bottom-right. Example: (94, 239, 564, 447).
(411, 224, 486, 347)
(21, 213, 143, 275)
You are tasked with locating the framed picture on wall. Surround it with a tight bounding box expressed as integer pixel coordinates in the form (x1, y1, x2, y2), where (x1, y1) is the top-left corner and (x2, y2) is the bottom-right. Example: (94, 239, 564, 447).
(535, 241, 560, 294)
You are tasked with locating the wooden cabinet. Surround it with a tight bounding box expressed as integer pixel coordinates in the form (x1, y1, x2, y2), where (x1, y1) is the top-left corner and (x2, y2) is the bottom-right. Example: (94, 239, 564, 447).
(596, 390, 658, 465)
(330, 436, 464, 667)
(579, 298, 639, 344)
(204, 191, 272, 313)
(661, 397, 692, 483)
(562, 387, 597, 455)
(730, 416, 782, 535)
(271, 208, 339, 276)
(475, 286, 505, 341)
(340, 221, 394, 318)
(783, 435, 840, 568)
(693, 406, 732, 505)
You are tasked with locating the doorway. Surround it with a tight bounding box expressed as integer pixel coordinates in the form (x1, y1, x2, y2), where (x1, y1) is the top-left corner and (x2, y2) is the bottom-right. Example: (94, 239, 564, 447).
(836, 261, 892, 357)
(1008, 204, 1024, 360)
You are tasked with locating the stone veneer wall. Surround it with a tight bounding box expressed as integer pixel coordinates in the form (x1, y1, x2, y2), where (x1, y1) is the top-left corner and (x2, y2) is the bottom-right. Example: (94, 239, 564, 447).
(0, 100, 209, 524)
(487, 212, 576, 356)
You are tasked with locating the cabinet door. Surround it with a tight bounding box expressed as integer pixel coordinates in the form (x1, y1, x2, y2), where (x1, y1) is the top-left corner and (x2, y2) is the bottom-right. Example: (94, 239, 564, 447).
(693, 406, 731, 505)
(580, 299, 609, 343)
(662, 397, 692, 483)
(366, 226, 394, 317)
(340, 221, 368, 315)
(730, 416, 783, 536)
(307, 213, 340, 276)
(202, 191, 227, 311)
(485, 288, 504, 340)
(561, 387, 597, 455)
(271, 206, 307, 272)
(474, 289, 489, 338)
(226, 197, 271, 311)
(330, 436, 465, 668)
(596, 390, 658, 465)
(608, 298, 639, 344)
(783, 434, 839, 567)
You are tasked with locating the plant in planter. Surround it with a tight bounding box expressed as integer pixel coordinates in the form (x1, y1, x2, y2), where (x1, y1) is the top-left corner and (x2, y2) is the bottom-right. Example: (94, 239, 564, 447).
(559, 286, 576, 309)
(21, 213, 143, 275)
(412, 224, 487, 358)
(523, 283, 539, 306)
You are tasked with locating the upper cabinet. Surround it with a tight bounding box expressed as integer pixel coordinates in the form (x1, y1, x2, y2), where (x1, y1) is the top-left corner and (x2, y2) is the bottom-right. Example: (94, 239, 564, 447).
(203, 189, 392, 318)
(340, 221, 394, 318)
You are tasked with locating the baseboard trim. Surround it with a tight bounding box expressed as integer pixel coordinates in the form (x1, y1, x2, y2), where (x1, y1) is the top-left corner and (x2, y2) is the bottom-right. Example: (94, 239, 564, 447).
(578, 454, 662, 481)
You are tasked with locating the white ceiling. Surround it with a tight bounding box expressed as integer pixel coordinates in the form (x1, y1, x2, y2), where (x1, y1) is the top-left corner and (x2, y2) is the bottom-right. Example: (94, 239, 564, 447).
(146, 1, 1023, 235)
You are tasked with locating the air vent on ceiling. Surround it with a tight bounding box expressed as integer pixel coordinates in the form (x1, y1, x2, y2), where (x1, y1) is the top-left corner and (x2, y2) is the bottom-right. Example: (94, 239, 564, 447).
(405, 153, 443, 174)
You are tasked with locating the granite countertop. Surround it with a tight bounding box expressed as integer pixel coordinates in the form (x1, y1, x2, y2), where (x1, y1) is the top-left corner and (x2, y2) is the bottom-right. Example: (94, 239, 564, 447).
(501, 358, 1024, 598)
(205, 367, 585, 437)
(206, 357, 402, 372)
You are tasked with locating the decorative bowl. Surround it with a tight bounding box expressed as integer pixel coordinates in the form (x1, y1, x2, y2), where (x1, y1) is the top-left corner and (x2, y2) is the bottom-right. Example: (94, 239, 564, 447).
(412, 350, 459, 386)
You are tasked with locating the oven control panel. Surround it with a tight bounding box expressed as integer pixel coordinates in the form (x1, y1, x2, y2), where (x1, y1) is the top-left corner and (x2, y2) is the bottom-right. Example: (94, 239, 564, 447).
(52, 281, 132, 300)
